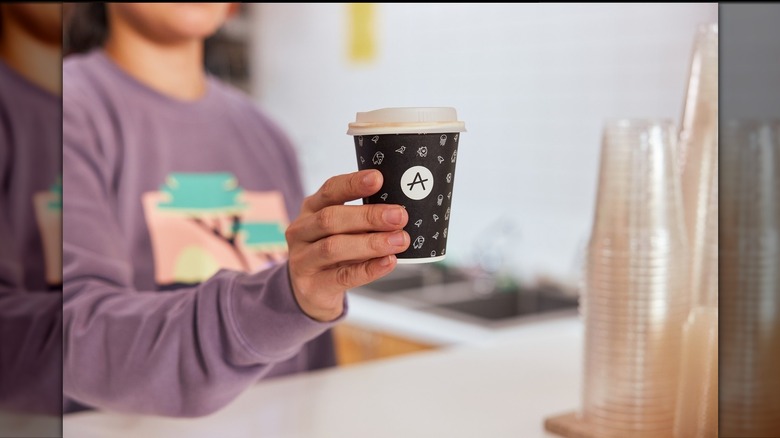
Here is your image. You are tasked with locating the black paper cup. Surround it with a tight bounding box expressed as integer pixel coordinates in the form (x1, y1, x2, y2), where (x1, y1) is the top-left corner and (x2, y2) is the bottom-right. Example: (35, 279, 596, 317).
(347, 108, 466, 263)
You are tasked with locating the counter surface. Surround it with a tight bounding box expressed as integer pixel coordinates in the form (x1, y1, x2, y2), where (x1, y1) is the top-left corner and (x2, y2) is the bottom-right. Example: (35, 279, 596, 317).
(64, 316, 582, 438)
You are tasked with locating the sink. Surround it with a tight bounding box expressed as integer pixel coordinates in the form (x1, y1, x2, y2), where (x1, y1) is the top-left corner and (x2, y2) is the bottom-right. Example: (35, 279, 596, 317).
(356, 265, 579, 327)
(429, 285, 579, 327)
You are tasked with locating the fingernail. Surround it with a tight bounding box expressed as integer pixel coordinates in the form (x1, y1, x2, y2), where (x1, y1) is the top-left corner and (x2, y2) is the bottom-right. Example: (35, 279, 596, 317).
(379, 255, 394, 267)
(382, 207, 404, 225)
(388, 231, 406, 246)
(362, 171, 377, 186)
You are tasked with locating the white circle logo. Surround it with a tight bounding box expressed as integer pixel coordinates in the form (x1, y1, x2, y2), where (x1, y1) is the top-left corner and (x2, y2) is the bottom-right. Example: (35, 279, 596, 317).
(400, 166, 434, 200)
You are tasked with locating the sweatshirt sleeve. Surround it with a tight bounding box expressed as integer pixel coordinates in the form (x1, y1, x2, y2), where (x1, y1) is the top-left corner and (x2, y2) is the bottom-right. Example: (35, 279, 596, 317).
(62, 93, 341, 418)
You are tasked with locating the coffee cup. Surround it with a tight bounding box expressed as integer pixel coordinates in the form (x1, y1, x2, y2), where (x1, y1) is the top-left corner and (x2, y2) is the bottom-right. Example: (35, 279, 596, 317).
(347, 107, 466, 263)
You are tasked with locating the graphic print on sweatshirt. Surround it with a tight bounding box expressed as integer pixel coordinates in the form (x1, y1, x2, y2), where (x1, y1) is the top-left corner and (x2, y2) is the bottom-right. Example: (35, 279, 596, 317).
(142, 172, 289, 287)
(33, 177, 62, 287)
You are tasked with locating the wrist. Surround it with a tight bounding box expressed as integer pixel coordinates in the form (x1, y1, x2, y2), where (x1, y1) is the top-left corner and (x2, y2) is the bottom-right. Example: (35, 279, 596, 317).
(288, 268, 344, 322)
(298, 295, 344, 322)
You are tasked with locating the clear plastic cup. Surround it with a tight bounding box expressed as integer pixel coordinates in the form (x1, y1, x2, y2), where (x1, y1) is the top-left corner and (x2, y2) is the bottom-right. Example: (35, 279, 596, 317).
(678, 24, 718, 310)
(580, 119, 688, 435)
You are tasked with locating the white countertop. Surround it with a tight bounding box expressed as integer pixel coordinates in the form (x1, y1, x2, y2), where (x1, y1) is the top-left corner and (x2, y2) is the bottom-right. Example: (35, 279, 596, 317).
(63, 316, 583, 438)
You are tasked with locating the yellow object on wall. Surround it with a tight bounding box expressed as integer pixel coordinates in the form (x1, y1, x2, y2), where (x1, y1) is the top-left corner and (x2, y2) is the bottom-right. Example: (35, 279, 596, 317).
(348, 3, 376, 63)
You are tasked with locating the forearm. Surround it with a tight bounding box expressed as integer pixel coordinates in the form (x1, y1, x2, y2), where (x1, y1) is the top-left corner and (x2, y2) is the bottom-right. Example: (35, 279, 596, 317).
(63, 263, 341, 417)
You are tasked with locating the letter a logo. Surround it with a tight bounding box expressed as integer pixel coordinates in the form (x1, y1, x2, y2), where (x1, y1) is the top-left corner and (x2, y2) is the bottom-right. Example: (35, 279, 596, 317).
(401, 166, 434, 200)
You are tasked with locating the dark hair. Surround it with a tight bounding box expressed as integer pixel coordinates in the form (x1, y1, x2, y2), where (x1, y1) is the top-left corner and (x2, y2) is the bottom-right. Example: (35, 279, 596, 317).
(63, 3, 107, 56)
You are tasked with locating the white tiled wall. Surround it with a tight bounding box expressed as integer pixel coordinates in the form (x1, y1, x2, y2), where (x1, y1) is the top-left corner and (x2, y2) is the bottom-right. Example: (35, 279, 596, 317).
(249, 3, 718, 286)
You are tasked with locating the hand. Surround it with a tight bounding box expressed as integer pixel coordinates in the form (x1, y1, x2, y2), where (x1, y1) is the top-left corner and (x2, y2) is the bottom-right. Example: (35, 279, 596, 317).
(286, 170, 410, 321)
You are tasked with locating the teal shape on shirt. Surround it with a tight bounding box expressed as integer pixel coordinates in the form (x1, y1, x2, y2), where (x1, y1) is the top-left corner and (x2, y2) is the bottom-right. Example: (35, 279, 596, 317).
(240, 222, 287, 249)
(47, 177, 62, 211)
(158, 172, 247, 213)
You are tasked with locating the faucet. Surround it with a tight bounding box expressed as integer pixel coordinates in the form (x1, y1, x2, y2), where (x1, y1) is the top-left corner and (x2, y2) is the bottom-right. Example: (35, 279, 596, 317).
(471, 216, 520, 295)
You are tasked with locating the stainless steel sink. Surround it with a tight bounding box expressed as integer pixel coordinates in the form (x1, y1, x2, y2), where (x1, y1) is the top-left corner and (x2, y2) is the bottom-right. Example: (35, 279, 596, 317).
(356, 265, 579, 327)
(427, 284, 579, 328)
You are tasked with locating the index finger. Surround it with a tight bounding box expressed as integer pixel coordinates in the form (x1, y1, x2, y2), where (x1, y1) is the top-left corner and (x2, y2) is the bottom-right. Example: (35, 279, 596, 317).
(303, 170, 383, 213)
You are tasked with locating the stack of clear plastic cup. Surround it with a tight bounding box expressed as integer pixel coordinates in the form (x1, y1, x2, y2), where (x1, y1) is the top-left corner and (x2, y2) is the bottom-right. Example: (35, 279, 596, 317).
(678, 23, 718, 309)
(580, 119, 690, 437)
(673, 160, 719, 438)
(719, 120, 780, 437)
(672, 25, 719, 435)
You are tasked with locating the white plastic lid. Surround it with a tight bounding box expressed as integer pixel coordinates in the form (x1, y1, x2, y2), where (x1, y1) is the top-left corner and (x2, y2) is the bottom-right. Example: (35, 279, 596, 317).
(347, 107, 466, 135)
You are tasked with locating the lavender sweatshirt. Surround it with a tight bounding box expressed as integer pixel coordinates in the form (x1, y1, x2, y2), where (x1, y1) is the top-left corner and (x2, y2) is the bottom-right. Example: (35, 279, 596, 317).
(63, 51, 341, 417)
(0, 60, 62, 417)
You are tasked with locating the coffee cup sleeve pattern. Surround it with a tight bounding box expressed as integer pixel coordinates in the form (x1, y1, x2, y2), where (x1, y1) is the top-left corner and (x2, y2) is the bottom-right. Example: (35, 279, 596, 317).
(354, 133, 460, 260)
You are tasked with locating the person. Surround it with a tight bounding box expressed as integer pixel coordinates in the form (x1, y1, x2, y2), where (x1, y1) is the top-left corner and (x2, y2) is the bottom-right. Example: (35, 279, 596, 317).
(0, 2, 63, 427)
(63, 3, 410, 416)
